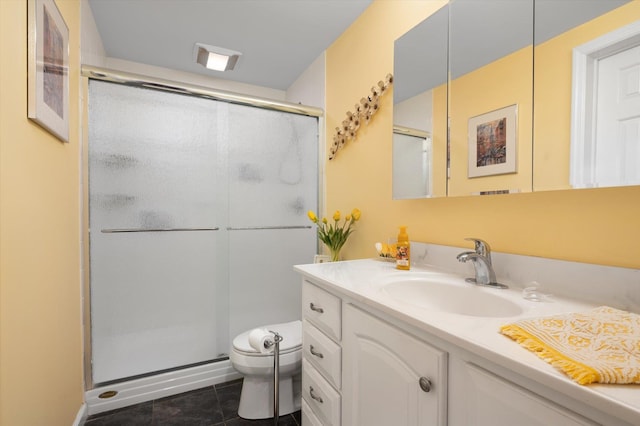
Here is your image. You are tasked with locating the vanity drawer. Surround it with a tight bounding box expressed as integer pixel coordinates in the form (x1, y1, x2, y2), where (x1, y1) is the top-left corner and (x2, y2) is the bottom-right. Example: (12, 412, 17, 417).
(302, 280, 341, 341)
(301, 398, 323, 426)
(302, 359, 341, 426)
(303, 320, 342, 389)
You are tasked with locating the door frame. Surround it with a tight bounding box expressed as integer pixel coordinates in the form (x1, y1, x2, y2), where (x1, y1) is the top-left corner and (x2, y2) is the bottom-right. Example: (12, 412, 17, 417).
(570, 20, 640, 187)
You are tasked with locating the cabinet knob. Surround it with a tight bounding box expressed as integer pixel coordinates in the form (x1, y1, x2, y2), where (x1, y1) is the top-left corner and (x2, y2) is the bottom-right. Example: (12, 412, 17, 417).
(309, 344, 324, 359)
(309, 386, 324, 403)
(309, 302, 324, 313)
(419, 377, 432, 392)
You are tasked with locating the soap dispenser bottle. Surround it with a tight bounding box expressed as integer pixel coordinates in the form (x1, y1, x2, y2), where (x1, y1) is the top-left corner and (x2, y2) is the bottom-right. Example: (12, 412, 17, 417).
(396, 226, 410, 270)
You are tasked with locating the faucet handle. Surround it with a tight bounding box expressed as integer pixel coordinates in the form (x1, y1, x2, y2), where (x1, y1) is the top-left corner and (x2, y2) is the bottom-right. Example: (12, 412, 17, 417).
(464, 238, 491, 261)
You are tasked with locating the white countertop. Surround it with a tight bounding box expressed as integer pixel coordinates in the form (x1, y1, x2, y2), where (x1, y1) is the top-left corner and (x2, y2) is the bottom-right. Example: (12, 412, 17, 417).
(294, 258, 640, 425)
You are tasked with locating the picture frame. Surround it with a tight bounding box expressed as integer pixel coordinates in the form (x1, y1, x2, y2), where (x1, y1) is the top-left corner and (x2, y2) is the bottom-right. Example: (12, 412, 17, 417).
(467, 104, 517, 178)
(27, 0, 69, 143)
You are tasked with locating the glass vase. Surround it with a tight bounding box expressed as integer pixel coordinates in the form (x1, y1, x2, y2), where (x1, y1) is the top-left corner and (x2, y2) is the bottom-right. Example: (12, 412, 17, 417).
(329, 246, 343, 262)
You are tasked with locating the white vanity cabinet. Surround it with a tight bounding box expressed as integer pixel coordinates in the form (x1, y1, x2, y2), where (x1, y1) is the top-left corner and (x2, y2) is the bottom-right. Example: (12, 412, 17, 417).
(342, 304, 448, 426)
(298, 266, 637, 426)
(301, 279, 447, 426)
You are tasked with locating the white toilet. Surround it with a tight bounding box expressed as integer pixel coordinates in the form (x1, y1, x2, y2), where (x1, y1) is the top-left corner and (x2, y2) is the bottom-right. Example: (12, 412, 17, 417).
(230, 320, 302, 419)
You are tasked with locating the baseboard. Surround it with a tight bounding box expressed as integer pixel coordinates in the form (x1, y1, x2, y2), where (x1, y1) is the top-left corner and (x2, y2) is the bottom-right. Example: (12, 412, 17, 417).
(85, 360, 241, 416)
(73, 403, 88, 426)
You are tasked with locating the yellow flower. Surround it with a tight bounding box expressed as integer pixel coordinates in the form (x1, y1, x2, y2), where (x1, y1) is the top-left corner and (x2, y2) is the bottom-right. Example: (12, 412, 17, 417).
(306, 208, 362, 261)
(307, 210, 318, 223)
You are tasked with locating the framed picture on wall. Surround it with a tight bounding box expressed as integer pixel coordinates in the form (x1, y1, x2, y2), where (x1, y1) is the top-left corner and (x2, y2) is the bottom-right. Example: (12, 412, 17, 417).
(467, 104, 517, 178)
(27, 0, 69, 143)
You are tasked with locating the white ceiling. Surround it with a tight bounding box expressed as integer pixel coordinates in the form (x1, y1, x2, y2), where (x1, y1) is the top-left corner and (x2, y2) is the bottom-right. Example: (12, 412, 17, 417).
(88, 0, 373, 91)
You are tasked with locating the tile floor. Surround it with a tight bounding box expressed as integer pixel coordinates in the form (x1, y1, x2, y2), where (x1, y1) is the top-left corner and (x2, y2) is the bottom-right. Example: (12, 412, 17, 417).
(84, 379, 301, 425)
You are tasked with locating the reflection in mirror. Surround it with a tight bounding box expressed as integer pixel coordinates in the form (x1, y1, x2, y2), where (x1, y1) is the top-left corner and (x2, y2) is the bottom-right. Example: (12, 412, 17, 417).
(393, 4, 448, 198)
(393, 126, 432, 199)
(448, 0, 534, 197)
(533, 0, 639, 191)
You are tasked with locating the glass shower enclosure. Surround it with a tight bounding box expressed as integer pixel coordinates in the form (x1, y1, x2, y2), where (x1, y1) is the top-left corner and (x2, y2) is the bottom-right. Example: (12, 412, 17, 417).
(87, 80, 318, 385)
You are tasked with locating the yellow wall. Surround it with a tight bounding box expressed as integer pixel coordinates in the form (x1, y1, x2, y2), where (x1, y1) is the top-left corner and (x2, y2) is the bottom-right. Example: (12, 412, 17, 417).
(0, 0, 84, 424)
(326, 0, 640, 269)
(534, 1, 640, 191)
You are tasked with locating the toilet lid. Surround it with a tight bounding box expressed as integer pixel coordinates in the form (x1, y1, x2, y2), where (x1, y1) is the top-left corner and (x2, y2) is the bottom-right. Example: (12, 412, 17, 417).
(232, 320, 302, 355)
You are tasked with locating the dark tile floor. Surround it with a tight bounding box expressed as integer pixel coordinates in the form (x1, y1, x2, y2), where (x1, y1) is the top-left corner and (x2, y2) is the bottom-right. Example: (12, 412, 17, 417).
(85, 379, 301, 426)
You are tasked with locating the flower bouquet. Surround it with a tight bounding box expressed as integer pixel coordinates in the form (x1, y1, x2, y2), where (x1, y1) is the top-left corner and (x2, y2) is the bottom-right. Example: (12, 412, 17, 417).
(307, 208, 361, 261)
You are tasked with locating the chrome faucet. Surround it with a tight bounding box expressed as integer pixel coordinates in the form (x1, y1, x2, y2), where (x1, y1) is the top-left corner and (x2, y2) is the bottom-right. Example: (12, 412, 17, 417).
(464, 237, 491, 265)
(457, 238, 507, 289)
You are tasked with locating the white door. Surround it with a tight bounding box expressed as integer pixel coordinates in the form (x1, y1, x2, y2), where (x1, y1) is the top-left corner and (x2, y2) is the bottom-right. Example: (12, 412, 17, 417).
(342, 304, 447, 426)
(595, 44, 640, 186)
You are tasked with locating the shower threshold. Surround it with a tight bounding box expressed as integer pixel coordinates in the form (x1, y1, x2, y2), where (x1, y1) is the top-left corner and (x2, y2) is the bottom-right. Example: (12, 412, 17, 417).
(85, 358, 240, 416)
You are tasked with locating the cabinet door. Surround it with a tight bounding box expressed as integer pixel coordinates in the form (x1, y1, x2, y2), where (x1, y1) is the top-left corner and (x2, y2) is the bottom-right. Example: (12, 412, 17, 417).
(343, 304, 447, 426)
(460, 363, 599, 426)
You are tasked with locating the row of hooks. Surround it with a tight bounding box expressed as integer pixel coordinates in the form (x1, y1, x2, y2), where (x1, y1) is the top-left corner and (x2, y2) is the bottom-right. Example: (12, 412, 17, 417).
(329, 73, 393, 160)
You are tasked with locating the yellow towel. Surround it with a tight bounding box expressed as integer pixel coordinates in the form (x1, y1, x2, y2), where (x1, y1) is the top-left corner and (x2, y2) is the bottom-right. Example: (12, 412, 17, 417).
(500, 306, 640, 385)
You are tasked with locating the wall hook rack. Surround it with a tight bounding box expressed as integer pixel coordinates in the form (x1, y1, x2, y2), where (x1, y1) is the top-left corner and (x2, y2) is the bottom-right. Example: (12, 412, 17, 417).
(329, 73, 393, 160)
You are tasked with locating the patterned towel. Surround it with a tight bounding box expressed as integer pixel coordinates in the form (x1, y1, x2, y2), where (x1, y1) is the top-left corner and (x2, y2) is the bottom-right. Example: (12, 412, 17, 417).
(500, 306, 640, 385)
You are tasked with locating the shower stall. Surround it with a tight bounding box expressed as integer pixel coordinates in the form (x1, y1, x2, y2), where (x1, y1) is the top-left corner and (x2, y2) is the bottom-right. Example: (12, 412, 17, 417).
(84, 71, 320, 409)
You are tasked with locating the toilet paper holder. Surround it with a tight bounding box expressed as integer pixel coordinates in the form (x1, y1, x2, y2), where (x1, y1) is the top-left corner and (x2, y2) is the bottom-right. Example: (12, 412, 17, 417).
(264, 330, 283, 426)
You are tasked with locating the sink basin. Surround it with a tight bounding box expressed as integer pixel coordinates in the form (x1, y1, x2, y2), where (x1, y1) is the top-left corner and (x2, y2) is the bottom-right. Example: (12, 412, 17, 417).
(379, 273, 523, 317)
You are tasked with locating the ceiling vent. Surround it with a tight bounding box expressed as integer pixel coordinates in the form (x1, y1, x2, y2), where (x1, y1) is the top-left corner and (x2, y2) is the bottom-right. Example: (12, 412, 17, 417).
(194, 43, 241, 71)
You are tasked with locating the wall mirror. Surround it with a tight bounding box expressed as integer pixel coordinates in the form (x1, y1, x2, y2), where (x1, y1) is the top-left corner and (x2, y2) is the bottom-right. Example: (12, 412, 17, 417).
(393, 4, 448, 199)
(447, 0, 533, 197)
(533, 0, 638, 191)
(393, 0, 639, 198)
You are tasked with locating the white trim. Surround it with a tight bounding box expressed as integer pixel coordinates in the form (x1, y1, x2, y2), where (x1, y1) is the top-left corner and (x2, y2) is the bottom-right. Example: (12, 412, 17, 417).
(570, 20, 640, 188)
(72, 403, 88, 426)
(85, 360, 241, 416)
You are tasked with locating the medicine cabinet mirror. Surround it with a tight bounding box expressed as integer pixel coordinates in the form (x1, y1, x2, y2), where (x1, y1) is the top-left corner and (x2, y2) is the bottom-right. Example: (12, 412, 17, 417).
(447, 0, 533, 197)
(393, 0, 639, 198)
(533, 0, 638, 191)
(393, 4, 448, 199)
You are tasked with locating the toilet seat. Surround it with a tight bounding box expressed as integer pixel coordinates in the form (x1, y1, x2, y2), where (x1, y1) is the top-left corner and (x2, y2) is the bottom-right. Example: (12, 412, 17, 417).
(232, 320, 302, 356)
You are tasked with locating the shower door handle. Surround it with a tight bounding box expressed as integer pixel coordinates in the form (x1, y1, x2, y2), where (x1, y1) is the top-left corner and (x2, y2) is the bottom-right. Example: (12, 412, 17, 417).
(101, 227, 219, 233)
(226, 226, 312, 231)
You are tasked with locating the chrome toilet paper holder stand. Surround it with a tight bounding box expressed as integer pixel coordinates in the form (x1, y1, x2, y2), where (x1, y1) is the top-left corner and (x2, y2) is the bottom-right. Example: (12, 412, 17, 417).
(264, 330, 283, 425)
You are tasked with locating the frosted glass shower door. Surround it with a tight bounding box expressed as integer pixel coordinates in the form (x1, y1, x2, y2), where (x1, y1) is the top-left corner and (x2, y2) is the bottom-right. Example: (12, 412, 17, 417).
(224, 104, 318, 338)
(88, 81, 227, 384)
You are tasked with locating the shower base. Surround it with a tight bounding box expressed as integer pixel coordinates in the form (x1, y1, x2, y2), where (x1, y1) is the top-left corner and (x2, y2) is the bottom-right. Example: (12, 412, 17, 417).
(85, 359, 240, 415)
